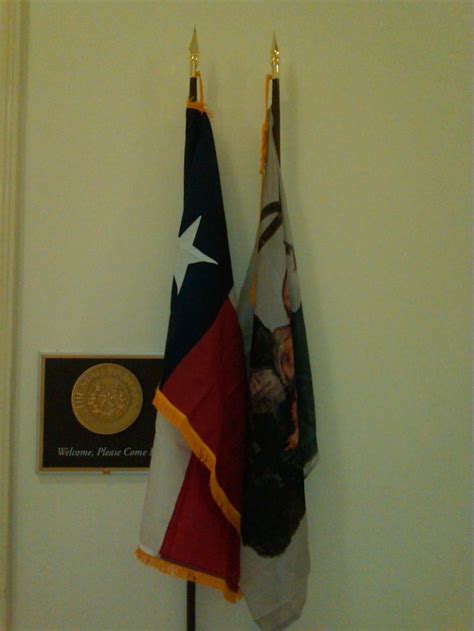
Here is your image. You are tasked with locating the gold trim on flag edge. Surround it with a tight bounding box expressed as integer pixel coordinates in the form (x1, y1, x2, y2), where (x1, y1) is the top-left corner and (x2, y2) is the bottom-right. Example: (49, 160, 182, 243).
(153, 388, 241, 532)
(135, 547, 241, 603)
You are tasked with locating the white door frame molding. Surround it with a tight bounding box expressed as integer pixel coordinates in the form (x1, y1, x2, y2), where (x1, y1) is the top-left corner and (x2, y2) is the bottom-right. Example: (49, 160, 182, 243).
(0, 1, 25, 628)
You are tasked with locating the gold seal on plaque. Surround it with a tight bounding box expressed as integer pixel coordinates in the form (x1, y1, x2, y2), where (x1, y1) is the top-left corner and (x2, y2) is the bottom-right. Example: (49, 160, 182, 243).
(71, 363, 143, 435)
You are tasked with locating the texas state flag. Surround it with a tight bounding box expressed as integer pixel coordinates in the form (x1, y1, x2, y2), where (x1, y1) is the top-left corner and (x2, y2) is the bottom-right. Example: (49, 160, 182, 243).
(136, 96, 246, 602)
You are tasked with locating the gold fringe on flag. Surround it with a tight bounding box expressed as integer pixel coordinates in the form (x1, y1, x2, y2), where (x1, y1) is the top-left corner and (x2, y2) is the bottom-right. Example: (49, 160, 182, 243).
(135, 547, 242, 603)
(152, 388, 241, 532)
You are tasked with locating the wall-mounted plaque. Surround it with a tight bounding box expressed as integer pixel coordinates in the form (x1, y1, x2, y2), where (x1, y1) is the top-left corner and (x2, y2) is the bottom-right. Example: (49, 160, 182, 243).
(39, 354, 163, 471)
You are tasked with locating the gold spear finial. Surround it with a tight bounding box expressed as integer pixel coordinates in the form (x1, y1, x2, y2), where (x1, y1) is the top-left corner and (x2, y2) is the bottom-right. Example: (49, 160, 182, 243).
(189, 28, 199, 77)
(271, 31, 279, 79)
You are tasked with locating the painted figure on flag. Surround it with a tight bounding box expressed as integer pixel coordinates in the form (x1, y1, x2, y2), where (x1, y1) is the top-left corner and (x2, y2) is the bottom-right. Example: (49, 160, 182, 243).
(249, 243, 299, 452)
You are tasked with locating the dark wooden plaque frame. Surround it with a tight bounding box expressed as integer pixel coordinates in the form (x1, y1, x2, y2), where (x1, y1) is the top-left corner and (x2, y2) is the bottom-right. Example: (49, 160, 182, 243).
(38, 354, 163, 472)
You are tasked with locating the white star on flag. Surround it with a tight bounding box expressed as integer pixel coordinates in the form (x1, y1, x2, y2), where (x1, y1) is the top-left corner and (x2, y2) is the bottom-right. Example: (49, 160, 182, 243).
(174, 216, 218, 293)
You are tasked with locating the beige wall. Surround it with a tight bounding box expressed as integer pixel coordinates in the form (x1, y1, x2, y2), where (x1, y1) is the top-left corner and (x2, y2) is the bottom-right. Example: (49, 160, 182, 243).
(11, 1, 471, 630)
(1, 2, 24, 629)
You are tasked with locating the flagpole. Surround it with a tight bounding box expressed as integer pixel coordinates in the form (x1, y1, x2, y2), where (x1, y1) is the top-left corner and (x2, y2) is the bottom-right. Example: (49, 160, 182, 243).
(186, 580, 195, 631)
(270, 32, 280, 162)
(189, 27, 198, 102)
(186, 31, 198, 631)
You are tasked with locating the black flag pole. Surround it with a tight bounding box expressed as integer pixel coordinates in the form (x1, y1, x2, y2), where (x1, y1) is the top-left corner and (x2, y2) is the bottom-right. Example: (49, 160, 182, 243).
(186, 580, 196, 631)
(270, 32, 280, 162)
(186, 28, 198, 631)
(189, 76, 198, 102)
(189, 28, 198, 103)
